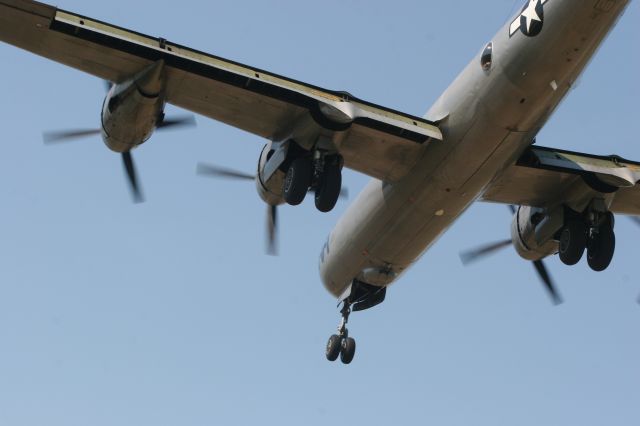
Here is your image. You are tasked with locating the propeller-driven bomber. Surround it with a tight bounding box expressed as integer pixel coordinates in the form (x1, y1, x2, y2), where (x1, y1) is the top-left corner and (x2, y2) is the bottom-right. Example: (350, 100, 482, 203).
(0, 0, 637, 365)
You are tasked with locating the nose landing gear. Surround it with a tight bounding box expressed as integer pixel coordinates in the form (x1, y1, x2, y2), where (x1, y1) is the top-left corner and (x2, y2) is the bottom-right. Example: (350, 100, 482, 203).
(326, 301, 356, 364)
(325, 281, 387, 365)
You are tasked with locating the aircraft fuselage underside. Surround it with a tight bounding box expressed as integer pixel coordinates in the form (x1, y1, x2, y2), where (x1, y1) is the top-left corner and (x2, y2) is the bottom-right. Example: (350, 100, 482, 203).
(320, 0, 630, 298)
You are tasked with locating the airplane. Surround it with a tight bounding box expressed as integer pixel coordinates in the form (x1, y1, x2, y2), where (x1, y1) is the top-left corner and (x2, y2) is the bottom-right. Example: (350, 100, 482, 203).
(0, 0, 636, 365)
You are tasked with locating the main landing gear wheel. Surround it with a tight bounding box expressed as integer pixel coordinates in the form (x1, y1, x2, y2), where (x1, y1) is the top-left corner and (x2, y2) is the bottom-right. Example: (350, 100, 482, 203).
(559, 220, 588, 266)
(315, 161, 342, 213)
(587, 214, 615, 272)
(340, 337, 356, 365)
(283, 157, 312, 206)
(326, 300, 357, 364)
(325, 335, 341, 362)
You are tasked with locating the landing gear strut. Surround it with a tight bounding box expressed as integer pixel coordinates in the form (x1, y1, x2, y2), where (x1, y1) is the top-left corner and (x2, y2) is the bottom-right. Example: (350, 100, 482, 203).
(326, 301, 356, 364)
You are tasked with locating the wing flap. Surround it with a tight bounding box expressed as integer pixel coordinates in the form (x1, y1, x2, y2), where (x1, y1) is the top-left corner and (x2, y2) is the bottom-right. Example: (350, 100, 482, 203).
(482, 146, 640, 215)
(0, 0, 442, 181)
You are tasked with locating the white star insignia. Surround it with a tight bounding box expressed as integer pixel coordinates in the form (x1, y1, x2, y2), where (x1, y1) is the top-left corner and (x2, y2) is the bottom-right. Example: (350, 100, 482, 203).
(509, 0, 549, 37)
(521, 0, 542, 32)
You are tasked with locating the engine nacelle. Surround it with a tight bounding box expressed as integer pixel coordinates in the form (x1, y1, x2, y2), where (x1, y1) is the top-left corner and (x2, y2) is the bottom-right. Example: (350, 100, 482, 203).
(101, 61, 166, 153)
(510, 206, 562, 261)
(255, 143, 286, 206)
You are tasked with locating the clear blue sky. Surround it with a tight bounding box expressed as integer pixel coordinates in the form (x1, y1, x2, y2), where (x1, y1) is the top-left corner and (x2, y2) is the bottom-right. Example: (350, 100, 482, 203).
(0, 1, 638, 425)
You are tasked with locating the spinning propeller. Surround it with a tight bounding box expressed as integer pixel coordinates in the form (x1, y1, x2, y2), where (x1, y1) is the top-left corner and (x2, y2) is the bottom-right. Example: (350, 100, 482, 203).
(43, 114, 195, 203)
(460, 205, 562, 305)
(196, 163, 280, 255)
(196, 162, 348, 256)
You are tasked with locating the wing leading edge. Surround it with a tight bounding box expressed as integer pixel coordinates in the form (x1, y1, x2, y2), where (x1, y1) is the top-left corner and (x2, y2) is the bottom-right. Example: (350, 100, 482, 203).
(482, 146, 640, 215)
(0, 0, 442, 182)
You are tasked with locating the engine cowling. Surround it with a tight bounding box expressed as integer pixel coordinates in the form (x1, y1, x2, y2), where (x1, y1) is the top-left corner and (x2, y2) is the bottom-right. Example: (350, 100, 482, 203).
(510, 206, 562, 261)
(255, 143, 286, 206)
(101, 61, 166, 153)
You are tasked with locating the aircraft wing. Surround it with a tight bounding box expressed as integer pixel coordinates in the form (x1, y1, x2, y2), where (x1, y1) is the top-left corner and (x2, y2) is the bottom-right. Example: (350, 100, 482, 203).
(0, 0, 442, 182)
(482, 145, 640, 215)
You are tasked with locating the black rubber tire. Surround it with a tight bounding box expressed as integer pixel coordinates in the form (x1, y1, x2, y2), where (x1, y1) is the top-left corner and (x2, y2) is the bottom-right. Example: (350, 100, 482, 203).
(340, 337, 356, 365)
(315, 163, 342, 213)
(587, 227, 616, 272)
(559, 221, 588, 266)
(325, 335, 341, 362)
(283, 158, 312, 206)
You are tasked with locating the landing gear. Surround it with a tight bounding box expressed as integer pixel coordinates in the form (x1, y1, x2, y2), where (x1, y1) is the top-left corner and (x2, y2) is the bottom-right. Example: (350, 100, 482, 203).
(325, 334, 342, 362)
(283, 157, 312, 206)
(340, 336, 356, 364)
(325, 301, 356, 364)
(559, 210, 615, 272)
(587, 212, 615, 272)
(325, 282, 386, 365)
(315, 158, 342, 213)
(282, 149, 343, 212)
(559, 220, 588, 266)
